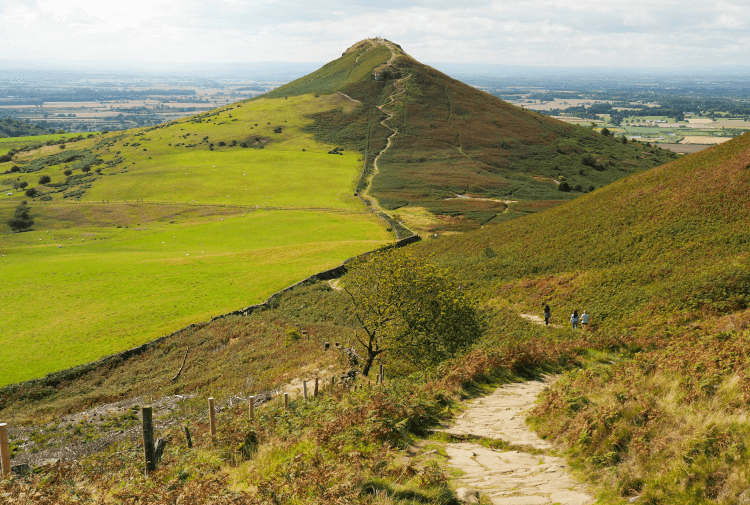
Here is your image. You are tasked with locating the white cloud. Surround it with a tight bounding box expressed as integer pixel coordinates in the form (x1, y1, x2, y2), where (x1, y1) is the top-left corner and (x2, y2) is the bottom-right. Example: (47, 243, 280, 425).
(0, 0, 748, 67)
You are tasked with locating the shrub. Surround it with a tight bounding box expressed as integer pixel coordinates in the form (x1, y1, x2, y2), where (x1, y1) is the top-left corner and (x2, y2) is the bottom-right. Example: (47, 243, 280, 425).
(0, 154, 12, 163)
(285, 327, 302, 346)
(19, 181, 28, 189)
(10, 166, 20, 173)
(8, 200, 33, 232)
(81, 167, 90, 173)
(64, 169, 72, 176)
(25, 188, 38, 197)
(558, 181, 570, 192)
(38, 175, 51, 184)
(581, 153, 596, 167)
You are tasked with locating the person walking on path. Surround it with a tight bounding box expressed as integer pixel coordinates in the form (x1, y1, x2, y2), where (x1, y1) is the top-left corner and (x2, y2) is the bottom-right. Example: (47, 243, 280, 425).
(580, 310, 590, 331)
(570, 310, 579, 330)
(543, 304, 551, 326)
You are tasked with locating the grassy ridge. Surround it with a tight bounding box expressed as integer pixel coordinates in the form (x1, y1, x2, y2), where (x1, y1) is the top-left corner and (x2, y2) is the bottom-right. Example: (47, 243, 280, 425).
(1, 94, 362, 207)
(264, 40, 397, 99)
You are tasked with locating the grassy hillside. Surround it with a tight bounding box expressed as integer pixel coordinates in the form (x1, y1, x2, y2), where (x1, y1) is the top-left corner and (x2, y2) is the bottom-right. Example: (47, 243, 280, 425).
(3, 132, 749, 502)
(0, 92, 392, 384)
(416, 132, 750, 503)
(265, 38, 677, 233)
(4, 40, 750, 503)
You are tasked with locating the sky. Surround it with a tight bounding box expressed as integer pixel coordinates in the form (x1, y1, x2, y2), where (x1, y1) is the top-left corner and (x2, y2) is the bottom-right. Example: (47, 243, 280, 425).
(1, 0, 749, 69)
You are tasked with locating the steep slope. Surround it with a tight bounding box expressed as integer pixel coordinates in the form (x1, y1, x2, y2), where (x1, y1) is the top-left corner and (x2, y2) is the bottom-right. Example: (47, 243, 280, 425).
(426, 131, 750, 337)
(267, 38, 676, 232)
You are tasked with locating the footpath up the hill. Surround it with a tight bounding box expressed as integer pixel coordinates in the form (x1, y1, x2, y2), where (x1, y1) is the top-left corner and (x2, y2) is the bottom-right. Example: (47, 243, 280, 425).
(437, 380, 593, 505)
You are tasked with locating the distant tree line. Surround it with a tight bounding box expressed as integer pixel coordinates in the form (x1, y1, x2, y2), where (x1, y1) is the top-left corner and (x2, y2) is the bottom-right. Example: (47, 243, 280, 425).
(0, 88, 197, 103)
(0, 117, 55, 138)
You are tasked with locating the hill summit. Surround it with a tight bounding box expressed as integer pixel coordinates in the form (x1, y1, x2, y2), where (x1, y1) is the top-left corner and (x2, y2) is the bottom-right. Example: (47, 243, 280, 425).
(267, 38, 676, 232)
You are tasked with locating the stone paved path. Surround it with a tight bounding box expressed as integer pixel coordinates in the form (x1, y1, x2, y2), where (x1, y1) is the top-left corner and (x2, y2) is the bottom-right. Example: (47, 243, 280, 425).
(443, 380, 594, 505)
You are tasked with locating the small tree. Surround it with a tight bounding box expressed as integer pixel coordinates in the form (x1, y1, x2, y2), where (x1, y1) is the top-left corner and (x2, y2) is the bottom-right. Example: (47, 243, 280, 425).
(8, 200, 33, 232)
(343, 249, 483, 376)
(25, 188, 38, 197)
(39, 175, 51, 184)
(601, 127, 611, 136)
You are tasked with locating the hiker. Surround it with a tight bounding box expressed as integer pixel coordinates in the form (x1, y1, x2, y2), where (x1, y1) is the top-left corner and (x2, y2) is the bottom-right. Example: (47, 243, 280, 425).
(570, 310, 579, 330)
(543, 304, 551, 326)
(581, 310, 590, 331)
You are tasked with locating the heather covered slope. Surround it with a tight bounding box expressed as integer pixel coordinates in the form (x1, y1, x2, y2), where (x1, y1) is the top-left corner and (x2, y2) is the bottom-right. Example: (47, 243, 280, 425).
(266, 38, 676, 232)
(426, 131, 750, 337)
(417, 133, 750, 503)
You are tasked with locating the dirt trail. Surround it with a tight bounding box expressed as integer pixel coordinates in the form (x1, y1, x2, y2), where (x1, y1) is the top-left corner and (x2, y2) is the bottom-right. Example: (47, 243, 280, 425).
(442, 380, 594, 505)
(521, 313, 562, 329)
(356, 42, 417, 239)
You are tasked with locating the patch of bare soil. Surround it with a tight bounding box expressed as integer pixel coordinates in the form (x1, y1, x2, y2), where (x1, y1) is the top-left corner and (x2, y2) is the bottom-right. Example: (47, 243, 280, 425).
(520, 313, 561, 329)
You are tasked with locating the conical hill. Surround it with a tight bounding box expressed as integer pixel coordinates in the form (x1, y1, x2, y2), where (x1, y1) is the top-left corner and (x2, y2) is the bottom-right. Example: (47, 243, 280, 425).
(268, 38, 676, 233)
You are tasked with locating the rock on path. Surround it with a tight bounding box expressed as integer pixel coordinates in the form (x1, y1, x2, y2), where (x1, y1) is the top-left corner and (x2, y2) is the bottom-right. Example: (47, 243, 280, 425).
(443, 380, 594, 505)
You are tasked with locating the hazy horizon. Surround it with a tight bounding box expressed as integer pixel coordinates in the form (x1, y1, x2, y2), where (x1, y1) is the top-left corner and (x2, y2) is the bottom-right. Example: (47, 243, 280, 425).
(1, 1, 749, 70)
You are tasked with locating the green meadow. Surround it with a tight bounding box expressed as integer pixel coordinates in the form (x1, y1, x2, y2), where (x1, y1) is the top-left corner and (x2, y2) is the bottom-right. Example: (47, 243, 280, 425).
(0, 92, 393, 385)
(0, 207, 389, 385)
(0, 133, 88, 156)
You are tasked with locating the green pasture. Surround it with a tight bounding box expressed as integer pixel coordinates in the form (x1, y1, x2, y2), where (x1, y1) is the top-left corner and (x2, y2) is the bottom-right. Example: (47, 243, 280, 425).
(0, 133, 79, 155)
(1, 94, 362, 208)
(0, 208, 390, 385)
(0, 93, 396, 385)
(85, 149, 360, 208)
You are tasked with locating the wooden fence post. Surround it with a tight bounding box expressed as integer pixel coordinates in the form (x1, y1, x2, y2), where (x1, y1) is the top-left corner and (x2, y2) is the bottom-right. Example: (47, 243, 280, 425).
(184, 426, 193, 448)
(249, 396, 255, 421)
(141, 407, 156, 475)
(284, 393, 289, 409)
(208, 398, 217, 437)
(376, 374, 380, 384)
(0, 423, 10, 478)
(314, 377, 319, 397)
(331, 376, 335, 390)
(303, 380, 308, 400)
(379, 364, 384, 382)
